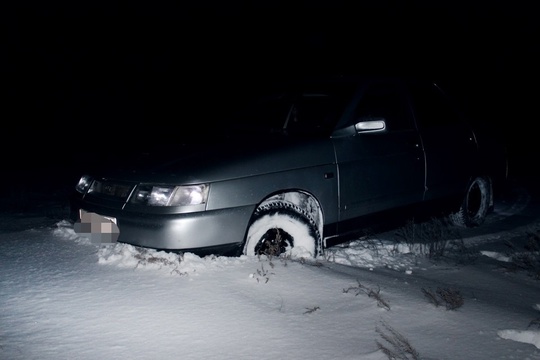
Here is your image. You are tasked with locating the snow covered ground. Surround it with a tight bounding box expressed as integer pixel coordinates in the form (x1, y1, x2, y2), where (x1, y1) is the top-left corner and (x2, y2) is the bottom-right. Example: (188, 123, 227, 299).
(1, 176, 540, 360)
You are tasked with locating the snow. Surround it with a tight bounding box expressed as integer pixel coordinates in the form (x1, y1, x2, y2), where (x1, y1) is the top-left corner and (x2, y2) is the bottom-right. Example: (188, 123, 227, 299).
(2, 178, 540, 360)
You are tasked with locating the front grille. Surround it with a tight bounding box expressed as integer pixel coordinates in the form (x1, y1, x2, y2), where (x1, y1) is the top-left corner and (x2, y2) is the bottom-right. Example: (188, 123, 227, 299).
(88, 179, 134, 200)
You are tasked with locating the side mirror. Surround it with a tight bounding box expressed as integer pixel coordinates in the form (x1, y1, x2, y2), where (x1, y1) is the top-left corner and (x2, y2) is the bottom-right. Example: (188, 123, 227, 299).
(331, 118, 387, 138)
(355, 118, 386, 133)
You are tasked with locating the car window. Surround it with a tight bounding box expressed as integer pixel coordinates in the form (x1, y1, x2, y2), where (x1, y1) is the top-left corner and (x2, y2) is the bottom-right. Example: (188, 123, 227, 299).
(283, 93, 346, 136)
(352, 82, 415, 131)
(227, 87, 351, 138)
(409, 81, 464, 129)
(240, 94, 293, 132)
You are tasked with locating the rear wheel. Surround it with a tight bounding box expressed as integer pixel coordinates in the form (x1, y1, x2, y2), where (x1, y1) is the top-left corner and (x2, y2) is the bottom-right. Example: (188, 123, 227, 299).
(450, 176, 491, 227)
(243, 201, 321, 258)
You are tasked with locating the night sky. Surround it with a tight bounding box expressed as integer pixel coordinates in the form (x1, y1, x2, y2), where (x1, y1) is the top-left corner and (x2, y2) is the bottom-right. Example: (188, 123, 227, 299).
(2, 1, 538, 179)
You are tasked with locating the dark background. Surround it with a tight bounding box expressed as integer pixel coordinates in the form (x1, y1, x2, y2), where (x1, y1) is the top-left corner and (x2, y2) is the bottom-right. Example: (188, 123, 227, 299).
(2, 1, 538, 192)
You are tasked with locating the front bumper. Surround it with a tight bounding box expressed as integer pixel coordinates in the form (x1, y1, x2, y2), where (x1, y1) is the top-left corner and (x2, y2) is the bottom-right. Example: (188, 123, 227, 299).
(70, 197, 255, 254)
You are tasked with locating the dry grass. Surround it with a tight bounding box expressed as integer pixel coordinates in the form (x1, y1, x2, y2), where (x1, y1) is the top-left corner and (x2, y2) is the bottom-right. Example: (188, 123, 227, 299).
(506, 230, 540, 279)
(303, 306, 320, 314)
(133, 249, 187, 276)
(422, 287, 464, 310)
(394, 217, 464, 260)
(376, 321, 421, 360)
(343, 280, 391, 311)
(251, 262, 275, 283)
(528, 318, 540, 329)
(392, 216, 480, 264)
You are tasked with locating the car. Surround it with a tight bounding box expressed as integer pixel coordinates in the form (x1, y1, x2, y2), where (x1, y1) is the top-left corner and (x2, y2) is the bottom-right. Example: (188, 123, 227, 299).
(69, 75, 508, 258)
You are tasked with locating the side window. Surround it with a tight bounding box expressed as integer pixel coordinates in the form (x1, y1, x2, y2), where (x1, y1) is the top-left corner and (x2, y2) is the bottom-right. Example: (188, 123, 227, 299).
(285, 94, 342, 136)
(353, 82, 414, 131)
(232, 94, 293, 132)
(410, 82, 464, 129)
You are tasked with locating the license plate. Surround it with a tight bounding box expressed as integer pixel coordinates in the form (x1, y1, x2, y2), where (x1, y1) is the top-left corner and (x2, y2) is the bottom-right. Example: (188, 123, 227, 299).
(74, 209, 120, 244)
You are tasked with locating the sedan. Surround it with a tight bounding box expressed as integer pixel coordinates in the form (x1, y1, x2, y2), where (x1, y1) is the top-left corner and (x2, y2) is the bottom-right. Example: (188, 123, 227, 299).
(69, 75, 508, 258)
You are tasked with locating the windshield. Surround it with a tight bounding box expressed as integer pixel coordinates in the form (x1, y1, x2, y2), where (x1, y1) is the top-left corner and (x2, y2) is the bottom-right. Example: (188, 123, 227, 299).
(225, 81, 357, 138)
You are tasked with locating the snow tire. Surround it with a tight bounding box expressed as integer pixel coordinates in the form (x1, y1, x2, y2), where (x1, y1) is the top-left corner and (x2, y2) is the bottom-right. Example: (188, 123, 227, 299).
(450, 176, 491, 228)
(243, 201, 321, 258)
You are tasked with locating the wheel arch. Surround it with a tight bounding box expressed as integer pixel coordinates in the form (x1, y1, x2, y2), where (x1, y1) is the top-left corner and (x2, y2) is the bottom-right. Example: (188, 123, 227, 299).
(243, 189, 325, 255)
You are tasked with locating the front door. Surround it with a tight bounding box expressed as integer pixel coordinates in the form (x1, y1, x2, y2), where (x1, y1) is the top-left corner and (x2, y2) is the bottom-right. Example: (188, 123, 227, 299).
(333, 80, 426, 225)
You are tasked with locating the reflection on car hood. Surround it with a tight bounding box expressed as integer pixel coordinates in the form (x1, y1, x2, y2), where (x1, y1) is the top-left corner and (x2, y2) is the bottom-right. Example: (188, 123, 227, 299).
(96, 135, 335, 185)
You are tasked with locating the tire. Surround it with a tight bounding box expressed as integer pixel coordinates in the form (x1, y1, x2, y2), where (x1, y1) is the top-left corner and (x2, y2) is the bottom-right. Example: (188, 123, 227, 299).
(450, 176, 491, 227)
(243, 201, 321, 258)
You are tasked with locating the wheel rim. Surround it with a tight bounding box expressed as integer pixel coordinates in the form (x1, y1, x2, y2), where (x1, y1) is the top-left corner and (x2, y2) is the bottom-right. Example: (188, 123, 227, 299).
(253, 228, 294, 256)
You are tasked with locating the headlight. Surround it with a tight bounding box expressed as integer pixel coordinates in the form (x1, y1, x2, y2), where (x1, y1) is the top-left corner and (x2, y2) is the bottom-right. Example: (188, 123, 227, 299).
(130, 184, 209, 206)
(75, 175, 94, 194)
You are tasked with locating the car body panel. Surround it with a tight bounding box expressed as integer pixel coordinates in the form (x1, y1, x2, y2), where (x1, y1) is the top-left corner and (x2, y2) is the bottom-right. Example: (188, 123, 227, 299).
(205, 164, 338, 219)
(408, 80, 480, 201)
(333, 129, 426, 219)
(420, 122, 478, 200)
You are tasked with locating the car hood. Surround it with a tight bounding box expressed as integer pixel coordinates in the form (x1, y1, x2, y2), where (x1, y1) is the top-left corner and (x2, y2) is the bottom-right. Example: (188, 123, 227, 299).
(95, 135, 336, 185)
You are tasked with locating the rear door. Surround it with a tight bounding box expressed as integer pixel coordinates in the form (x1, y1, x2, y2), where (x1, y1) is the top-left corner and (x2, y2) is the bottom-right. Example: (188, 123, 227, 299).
(408, 81, 478, 201)
(332, 79, 426, 226)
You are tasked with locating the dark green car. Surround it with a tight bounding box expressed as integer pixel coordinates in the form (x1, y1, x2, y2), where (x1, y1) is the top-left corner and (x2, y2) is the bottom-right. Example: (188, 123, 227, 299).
(70, 76, 508, 258)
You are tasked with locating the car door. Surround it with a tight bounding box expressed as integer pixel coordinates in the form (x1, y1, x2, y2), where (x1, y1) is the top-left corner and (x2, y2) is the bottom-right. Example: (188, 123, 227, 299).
(408, 80, 478, 202)
(332, 79, 426, 227)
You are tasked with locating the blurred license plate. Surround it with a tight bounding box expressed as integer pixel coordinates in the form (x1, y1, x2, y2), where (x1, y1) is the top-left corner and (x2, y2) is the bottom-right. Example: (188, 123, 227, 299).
(75, 209, 120, 244)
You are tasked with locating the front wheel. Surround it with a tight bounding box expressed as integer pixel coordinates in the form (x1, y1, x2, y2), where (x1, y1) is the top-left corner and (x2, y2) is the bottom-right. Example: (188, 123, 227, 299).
(243, 201, 321, 258)
(450, 176, 491, 227)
